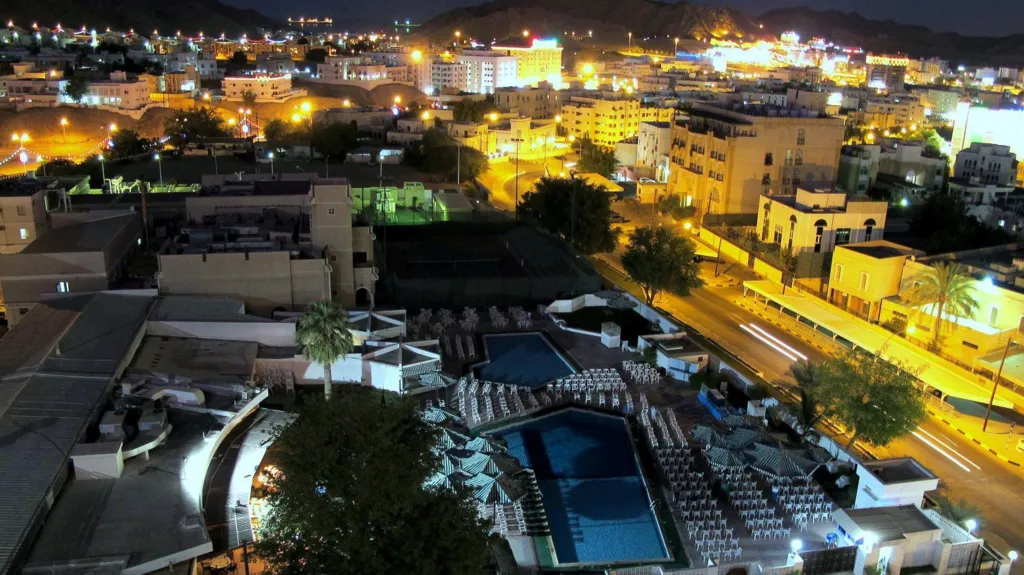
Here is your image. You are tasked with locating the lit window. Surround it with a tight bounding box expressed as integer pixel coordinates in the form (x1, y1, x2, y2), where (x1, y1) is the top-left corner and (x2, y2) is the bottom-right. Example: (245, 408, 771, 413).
(56, 281, 70, 293)
(990, 306, 999, 325)
(859, 272, 869, 291)
(19, 228, 28, 240)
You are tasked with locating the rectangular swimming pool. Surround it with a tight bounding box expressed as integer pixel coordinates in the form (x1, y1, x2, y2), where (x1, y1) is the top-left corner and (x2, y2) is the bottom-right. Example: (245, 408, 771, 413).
(493, 408, 670, 566)
(476, 333, 576, 389)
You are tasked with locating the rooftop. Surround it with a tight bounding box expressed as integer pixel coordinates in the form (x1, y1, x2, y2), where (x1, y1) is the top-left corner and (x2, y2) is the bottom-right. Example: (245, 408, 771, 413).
(129, 336, 258, 385)
(19, 213, 139, 254)
(839, 505, 940, 542)
(148, 295, 270, 323)
(840, 241, 924, 260)
(689, 102, 832, 121)
(861, 457, 939, 484)
(0, 178, 51, 198)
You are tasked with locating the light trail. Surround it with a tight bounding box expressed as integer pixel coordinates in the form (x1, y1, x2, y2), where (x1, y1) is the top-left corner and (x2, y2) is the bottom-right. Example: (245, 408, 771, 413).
(911, 430, 972, 473)
(738, 323, 799, 362)
(915, 427, 981, 470)
(747, 323, 809, 361)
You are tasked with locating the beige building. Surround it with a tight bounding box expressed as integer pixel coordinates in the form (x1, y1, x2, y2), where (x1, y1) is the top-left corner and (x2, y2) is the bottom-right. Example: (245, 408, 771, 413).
(859, 96, 925, 129)
(490, 38, 563, 85)
(0, 212, 142, 326)
(669, 103, 845, 216)
(494, 84, 558, 118)
(162, 175, 376, 309)
(560, 94, 672, 148)
(223, 73, 302, 102)
(837, 141, 946, 195)
(83, 71, 152, 110)
(0, 180, 51, 253)
(828, 241, 925, 322)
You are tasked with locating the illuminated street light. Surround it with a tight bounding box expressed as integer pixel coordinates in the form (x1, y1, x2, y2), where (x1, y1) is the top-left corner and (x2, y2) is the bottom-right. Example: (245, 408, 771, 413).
(965, 519, 978, 533)
(153, 153, 163, 187)
(489, 112, 498, 122)
(300, 101, 311, 113)
(421, 111, 431, 120)
(342, 99, 351, 107)
(522, 29, 529, 37)
(393, 95, 402, 105)
(268, 152, 275, 174)
(291, 113, 302, 123)
(411, 49, 423, 62)
(1009, 551, 1019, 563)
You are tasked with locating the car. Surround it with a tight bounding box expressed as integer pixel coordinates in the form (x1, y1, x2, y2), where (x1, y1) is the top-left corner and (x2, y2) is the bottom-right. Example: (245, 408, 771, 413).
(610, 213, 630, 223)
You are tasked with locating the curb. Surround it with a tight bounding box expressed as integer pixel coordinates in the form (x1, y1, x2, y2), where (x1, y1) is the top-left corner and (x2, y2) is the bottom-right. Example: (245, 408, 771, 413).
(926, 409, 1024, 468)
(735, 299, 836, 354)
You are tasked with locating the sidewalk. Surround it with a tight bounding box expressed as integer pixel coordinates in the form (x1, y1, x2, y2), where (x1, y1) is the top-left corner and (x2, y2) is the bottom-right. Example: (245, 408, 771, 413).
(927, 401, 1024, 467)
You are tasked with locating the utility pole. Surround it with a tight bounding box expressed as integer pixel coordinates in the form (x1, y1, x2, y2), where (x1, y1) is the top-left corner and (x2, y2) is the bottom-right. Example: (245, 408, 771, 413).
(984, 338, 1015, 432)
(456, 140, 461, 188)
(512, 130, 524, 220)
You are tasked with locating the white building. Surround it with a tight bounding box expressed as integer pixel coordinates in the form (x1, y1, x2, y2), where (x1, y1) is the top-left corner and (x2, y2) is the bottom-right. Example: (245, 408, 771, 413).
(223, 73, 303, 102)
(457, 50, 518, 94)
(430, 60, 469, 92)
(82, 71, 152, 110)
(0, 67, 66, 106)
(489, 38, 563, 86)
(953, 142, 1016, 186)
(637, 121, 672, 182)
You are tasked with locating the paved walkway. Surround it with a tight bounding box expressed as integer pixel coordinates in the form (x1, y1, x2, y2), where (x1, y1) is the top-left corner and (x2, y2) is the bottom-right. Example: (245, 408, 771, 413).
(743, 280, 1020, 409)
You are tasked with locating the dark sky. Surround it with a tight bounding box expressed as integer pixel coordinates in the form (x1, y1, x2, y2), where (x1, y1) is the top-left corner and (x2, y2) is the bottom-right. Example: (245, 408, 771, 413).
(225, 0, 1023, 37)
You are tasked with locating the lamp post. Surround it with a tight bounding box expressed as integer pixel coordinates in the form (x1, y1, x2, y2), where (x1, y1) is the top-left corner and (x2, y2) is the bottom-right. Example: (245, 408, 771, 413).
(456, 139, 462, 187)
(59, 117, 68, 155)
(268, 151, 274, 174)
(628, 32, 632, 51)
(674, 37, 679, 54)
(512, 134, 524, 220)
(98, 154, 106, 188)
(983, 338, 1016, 432)
(877, 324, 916, 361)
(153, 153, 163, 187)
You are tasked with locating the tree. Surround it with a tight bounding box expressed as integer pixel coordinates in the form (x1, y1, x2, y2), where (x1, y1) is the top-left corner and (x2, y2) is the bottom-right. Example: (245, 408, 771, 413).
(622, 226, 703, 305)
(263, 118, 292, 141)
(778, 247, 798, 294)
(576, 135, 618, 177)
(784, 359, 827, 431)
(241, 89, 258, 110)
(309, 121, 359, 159)
(405, 127, 486, 183)
(818, 351, 926, 449)
(109, 129, 151, 160)
(253, 390, 492, 574)
(304, 48, 328, 63)
(63, 75, 89, 103)
(519, 176, 618, 254)
(901, 262, 979, 350)
(295, 300, 354, 400)
(164, 107, 229, 148)
(230, 50, 248, 67)
(911, 191, 1012, 254)
(452, 97, 495, 123)
(744, 230, 761, 258)
(657, 195, 696, 221)
(933, 491, 981, 526)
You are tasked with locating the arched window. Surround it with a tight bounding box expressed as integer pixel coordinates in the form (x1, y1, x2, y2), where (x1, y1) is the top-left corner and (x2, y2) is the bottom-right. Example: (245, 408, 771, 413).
(788, 215, 797, 251)
(761, 202, 772, 241)
(814, 219, 827, 253)
(795, 149, 804, 166)
(864, 218, 876, 241)
(797, 128, 806, 146)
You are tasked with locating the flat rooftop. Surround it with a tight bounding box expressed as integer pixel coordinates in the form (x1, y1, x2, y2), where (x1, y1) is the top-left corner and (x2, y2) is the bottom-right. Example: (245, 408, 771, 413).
(129, 336, 257, 384)
(19, 213, 139, 254)
(148, 296, 270, 323)
(861, 457, 938, 484)
(840, 505, 940, 542)
(0, 178, 51, 197)
(841, 241, 923, 260)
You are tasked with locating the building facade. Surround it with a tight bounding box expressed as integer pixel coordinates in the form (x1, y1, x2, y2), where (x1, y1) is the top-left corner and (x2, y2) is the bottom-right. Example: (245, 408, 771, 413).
(668, 103, 845, 216)
(490, 38, 563, 86)
(637, 121, 672, 182)
(559, 94, 664, 147)
(757, 188, 888, 258)
(457, 50, 518, 94)
(223, 73, 298, 102)
(953, 143, 1016, 186)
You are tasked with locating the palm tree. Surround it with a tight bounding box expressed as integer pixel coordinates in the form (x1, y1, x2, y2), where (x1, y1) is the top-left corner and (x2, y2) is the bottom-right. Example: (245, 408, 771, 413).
(901, 262, 979, 349)
(778, 247, 798, 295)
(296, 300, 354, 400)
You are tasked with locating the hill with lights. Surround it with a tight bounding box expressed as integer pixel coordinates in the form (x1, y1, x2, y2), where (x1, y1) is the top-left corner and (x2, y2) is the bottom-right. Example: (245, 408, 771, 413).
(3, 0, 276, 37)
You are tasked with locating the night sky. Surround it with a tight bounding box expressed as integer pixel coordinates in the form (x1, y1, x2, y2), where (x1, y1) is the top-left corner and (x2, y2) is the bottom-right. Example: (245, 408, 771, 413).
(225, 0, 1024, 37)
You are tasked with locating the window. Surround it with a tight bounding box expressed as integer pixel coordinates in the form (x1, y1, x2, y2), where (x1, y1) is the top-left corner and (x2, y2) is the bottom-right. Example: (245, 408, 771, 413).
(328, 208, 336, 215)
(835, 228, 851, 245)
(330, 255, 337, 261)
(16, 205, 26, 216)
(773, 224, 783, 244)
(814, 219, 827, 253)
(864, 218, 876, 241)
(990, 306, 999, 325)
(795, 150, 803, 166)
(19, 228, 27, 240)
(797, 129, 806, 146)
(354, 251, 368, 265)
(56, 281, 69, 293)
(836, 264, 844, 283)
(785, 149, 793, 166)
(859, 272, 869, 291)
(963, 340, 979, 350)
(764, 153, 773, 166)
(788, 216, 796, 251)
(761, 203, 771, 241)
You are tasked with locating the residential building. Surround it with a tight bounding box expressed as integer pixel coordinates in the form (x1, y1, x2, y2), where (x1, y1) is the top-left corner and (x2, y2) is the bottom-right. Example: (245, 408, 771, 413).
(951, 103, 1024, 158)
(757, 189, 888, 276)
(79, 71, 152, 110)
(173, 175, 377, 308)
(828, 241, 925, 322)
(837, 145, 880, 194)
(491, 117, 558, 161)
(860, 95, 925, 129)
(0, 179, 52, 253)
(314, 106, 395, 133)
(489, 38, 563, 86)
(953, 142, 1016, 185)
(637, 121, 673, 182)
(0, 212, 142, 326)
(668, 103, 845, 215)
(560, 93, 671, 147)
(494, 83, 560, 118)
(223, 73, 303, 102)
(316, 56, 391, 85)
(457, 50, 519, 94)
(909, 86, 961, 117)
(865, 53, 909, 92)
(947, 178, 1016, 206)
(0, 64, 65, 105)
(430, 60, 469, 92)
(837, 141, 945, 196)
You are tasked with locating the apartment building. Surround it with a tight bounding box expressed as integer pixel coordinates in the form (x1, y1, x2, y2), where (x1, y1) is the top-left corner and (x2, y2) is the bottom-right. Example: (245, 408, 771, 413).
(668, 103, 845, 215)
(0, 179, 51, 254)
(223, 73, 302, 102)
(637, 121, 673, 182)
(757, 188, 888, 260)
(953, 142, 1016, 186)
(490, 38, 563, 86)
(859, 96, 926, 129)
(560, 94, 647, 147)
(838, 141, 946, 195)
(457, 50, 518, 94)
(865, 53, 909, 92)
(828, 241, 925, 322)
(494, 84, 558, 118)
(0, 64, 66, 105)
(430, 60, 469, 93)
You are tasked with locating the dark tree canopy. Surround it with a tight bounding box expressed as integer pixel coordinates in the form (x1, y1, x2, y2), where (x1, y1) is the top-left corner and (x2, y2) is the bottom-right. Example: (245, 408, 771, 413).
(230, 50, 249, 66)
(576, 135, 618, 177)
(622, 225, 702, 305)
(163, 107, 229, 148)
(254, 390, 492, 574)
(309, 121, 360, 159)
(404, 127, 487, 183)
(520, 176, 618, 254)
(911, 191, 1012, 254)
(452, 97, 495, 123)
(108, 129, 152, 160)
(63, 75, 89, 103)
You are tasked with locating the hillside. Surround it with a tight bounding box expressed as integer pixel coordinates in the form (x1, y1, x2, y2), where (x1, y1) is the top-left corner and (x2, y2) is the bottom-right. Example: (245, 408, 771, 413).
(419, 0, 761, 46)
(2, 0, 276, 36)
(759, 7, 1024, 65)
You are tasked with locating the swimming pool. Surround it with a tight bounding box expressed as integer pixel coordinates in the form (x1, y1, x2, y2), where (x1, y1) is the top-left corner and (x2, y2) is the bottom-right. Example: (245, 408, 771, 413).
(476, 333, 576, 389)
(493, 408, 670, 566)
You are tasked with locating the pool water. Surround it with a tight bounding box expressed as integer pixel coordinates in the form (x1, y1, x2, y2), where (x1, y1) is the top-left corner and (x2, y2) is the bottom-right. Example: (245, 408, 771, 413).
(494, 408, 670, 566)
(477, 333, 576, 389)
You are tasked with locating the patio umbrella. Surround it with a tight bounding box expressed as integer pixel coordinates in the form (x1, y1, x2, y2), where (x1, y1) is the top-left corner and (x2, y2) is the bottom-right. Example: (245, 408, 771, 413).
(418, 371, 457, 388)
(464, 473, 524, 505)
(804, 445, 835, 465)
(692, 425, 729, 448)
(745, 441, 820, 479)
(720, 414, 751, 428)
(705, 446, 748, 469)
(438, 428, 470, 450)
(464, 436, 499, 454)
(725, 427, 764, 450)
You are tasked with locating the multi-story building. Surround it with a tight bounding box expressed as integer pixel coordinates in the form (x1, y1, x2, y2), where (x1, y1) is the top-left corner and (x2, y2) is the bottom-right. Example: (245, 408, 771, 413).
(865, 53, 909, 92)
(637, 121, 673, 182)
(827, 241, 925, 322)
(490, 38, 563, 86)
(560, 93, 644, 147)
(0, 179, 52, 254)
(909, 86, 961, 117)
(668, 102, 845, 215)
(0, 65, 65, 105)
(953, 142, 1016, 185)
(839, 141, 947, 196)
(430, 60, 469, 93)
(494, 84, 558, 118)
(457, 50, 518, 94)
(860, 96, 925, 129)
(756, 188, 888, 271)
(170, 175, 377, 308)
(317, 56, 390, 84)
(223, 73, 302, 102)
(79, 71, 152, 110)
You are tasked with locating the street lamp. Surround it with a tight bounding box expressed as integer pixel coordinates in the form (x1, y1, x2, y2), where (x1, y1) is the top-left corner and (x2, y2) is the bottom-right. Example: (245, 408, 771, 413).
(153, 153, 163, 187)
(18, 150, 28, 174)
(674, 37, 679, 53)
(965, 519, 978, 533)
(984, 338, 1017, 432)
(628, 31, 632, 50)
(489, 112, 498, 122)
(1009, 551, 1019, 563)
(98, 154, 106, 186)
(59, 117, 68, 149)
(268, 151, 274, 174)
